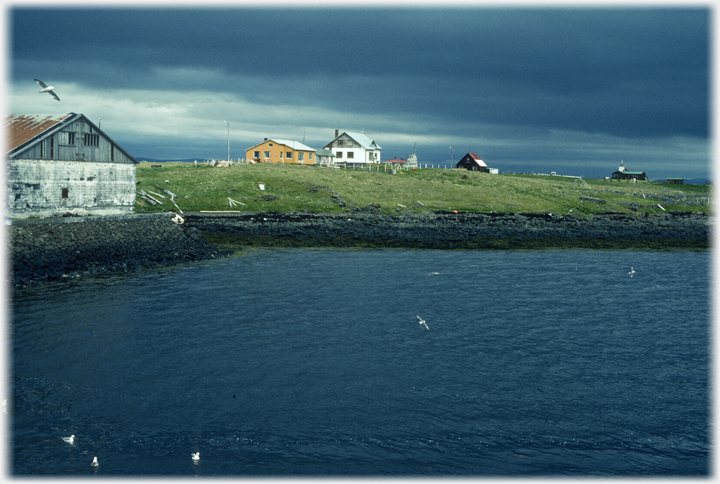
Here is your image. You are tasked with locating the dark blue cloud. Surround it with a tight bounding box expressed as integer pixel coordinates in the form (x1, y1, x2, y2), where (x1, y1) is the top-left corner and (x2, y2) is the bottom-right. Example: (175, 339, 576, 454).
(10, 7, 709, 177)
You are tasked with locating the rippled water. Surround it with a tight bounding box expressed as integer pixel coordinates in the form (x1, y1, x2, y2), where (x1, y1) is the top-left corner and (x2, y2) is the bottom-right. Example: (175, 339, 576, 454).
(10, 249, 710, 476)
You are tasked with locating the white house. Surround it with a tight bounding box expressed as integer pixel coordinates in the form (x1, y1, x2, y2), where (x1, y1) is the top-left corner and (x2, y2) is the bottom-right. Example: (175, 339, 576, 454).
(324, 130, 382, 168)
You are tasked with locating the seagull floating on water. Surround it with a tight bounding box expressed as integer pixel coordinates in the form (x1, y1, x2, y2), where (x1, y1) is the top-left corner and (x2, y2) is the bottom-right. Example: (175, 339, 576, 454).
(428, 272, 440, 275)
(34, 78, 60, 101)
(61, 435, 75, 444)
(91, 457, 99, 467)
(629, 267, 636, 278)
(417, 315, 429, 330)
(192, 452, 200, 461)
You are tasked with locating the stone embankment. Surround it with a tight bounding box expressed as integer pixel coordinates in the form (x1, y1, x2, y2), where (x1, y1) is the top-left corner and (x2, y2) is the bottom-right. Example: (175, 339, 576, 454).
(10, 214, 232, 287)
(185, 210, 711, 250)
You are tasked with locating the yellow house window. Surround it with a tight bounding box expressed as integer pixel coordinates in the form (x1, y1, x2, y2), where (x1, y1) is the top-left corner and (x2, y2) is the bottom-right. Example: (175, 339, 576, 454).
(309, 153, 314, 161)
(298, 153, 305, 161)
(264, 151, 270, 158)
(287, 152, 293, 159)
(279, 152, 283, 158)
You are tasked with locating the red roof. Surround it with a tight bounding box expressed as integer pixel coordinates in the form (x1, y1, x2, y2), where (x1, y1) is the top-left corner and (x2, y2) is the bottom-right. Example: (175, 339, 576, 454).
(386, 158, 406, 164)
(468, 153, 487, 167)
(6, 114, 73, 153)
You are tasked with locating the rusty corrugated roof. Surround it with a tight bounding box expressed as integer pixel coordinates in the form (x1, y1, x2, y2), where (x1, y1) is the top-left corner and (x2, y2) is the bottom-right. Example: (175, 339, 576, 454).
(5, 113, 75, 154)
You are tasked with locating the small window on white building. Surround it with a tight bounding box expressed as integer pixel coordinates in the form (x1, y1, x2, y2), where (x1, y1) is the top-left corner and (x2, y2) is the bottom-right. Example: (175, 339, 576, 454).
(337, 151, 343, 158)
(347, 152, 354, 159)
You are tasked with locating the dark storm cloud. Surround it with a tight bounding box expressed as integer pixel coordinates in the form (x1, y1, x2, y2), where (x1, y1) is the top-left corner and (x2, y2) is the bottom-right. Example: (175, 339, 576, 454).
(12, 7, 708, 141)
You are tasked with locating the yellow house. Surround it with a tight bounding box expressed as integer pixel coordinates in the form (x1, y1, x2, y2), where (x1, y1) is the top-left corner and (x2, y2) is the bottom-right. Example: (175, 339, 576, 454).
(245, 138, 316, 165)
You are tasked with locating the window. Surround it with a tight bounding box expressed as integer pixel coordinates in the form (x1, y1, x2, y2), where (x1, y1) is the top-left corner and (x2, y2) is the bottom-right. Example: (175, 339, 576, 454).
(336, 151, 343, 158)
(59, 132, 75, 145)
(254, 151, 260, 159)
(279, 152, 283, 158)
(50, 136, 54, 158)
(264, 151, 270, 158)
(40, 139, 46, 158)
(309, 153, 314, 161)
(269, 143, 273, 146)
(84, 133, 99, 147)
(338, 140, 344, 146)
(347, 152, 354, 159)
(286, 152, 293, 159)
(111, 145, 114, 162)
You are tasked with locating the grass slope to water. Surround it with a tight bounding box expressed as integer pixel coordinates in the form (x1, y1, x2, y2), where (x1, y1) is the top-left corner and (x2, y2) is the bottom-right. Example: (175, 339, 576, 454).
(135, 162, 711, 216)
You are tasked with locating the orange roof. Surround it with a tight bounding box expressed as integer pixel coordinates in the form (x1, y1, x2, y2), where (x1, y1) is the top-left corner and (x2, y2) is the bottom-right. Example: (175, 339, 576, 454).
(6, 114, 74, 154)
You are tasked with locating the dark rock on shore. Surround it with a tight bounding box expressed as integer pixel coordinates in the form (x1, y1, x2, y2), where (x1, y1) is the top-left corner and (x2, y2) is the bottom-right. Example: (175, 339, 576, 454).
(10, 214, 232, 287)
(186, 210, 711, 250)
(10, 210, 710, 287)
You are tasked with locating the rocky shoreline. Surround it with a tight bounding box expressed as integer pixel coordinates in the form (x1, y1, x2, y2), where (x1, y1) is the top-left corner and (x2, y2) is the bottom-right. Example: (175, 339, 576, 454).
(189, 210, 712, 250)
(9, 211, 711, 287)
(9, 214, 232, 287)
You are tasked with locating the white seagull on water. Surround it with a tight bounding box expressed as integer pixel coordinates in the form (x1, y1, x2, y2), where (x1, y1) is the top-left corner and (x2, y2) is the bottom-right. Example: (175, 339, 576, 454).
(192, 452, 200, 462)
(629, 267, 636, 278)
(61, 435, 75, 444)
(91, 457, 99, 467)
(417, 315, 429, 330)
(34, 78, 60, 101)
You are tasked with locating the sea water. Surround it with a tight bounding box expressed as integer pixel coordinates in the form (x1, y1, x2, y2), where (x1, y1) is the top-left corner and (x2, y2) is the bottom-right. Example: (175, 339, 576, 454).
(9, 249, 710, 476)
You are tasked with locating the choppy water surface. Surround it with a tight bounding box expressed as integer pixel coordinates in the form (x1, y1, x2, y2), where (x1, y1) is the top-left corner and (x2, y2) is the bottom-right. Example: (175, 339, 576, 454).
(10, 249, 710, 476)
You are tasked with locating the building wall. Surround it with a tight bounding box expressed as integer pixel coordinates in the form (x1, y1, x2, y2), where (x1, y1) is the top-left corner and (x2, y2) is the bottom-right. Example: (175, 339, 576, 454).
(246, 140, 315, 165)
(8, 159, 136, 219)
(326, 133, 381, 165)
(13, 119, 135, 164)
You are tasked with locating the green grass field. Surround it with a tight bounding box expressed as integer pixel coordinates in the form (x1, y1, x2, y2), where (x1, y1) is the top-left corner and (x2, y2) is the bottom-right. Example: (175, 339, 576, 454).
(135, 162, 712, 216)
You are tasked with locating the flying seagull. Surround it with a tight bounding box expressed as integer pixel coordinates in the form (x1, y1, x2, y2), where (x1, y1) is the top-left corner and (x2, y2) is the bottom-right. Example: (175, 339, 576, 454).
(61, 435, 75, 444)
(629, 267, 636, 278)
(417, 315, 429, 330)
(34, 78, 60, 101)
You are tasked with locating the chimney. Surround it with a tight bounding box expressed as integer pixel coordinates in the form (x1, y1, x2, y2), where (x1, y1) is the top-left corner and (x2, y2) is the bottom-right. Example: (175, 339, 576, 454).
(335, 129, 339, 138)
(264, 138, 268, 141)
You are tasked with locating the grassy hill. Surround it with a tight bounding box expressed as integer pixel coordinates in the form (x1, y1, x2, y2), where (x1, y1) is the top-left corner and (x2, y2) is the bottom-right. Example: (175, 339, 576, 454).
(134, 162, 711, 216)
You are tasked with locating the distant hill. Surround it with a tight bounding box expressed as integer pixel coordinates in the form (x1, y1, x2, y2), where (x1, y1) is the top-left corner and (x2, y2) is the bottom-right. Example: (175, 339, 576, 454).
(136, 157, 208, 163)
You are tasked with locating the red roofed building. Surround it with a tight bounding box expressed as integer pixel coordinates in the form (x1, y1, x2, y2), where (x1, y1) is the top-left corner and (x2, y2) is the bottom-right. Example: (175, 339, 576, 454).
(456, 153, 489, 172)
(385, 157, 406, 166)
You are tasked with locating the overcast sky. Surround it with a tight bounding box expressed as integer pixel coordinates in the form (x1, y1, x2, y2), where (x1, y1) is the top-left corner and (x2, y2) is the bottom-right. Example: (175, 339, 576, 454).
(8, 5, 711, 180)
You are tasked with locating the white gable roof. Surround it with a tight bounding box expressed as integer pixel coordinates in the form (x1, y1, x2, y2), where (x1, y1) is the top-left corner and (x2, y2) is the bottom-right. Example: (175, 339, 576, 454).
(343, 132, 382, 150)
(271, 139, 316, 151)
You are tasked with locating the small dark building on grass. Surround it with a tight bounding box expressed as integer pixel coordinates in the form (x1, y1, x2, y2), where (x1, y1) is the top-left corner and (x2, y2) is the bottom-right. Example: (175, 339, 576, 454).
(612, 170, 648, 181)
(456, 153, 489, 172)
(6, 113, 138, 219)
(666, 178, 684, 184)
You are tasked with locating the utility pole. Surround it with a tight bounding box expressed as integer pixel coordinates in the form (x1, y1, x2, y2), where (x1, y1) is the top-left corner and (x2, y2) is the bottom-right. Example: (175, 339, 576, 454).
(223, 121, 230, 161)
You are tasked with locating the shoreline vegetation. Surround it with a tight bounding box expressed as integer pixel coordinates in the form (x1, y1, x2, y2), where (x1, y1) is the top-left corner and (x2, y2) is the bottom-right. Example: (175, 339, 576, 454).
(134, 161, 711, 217)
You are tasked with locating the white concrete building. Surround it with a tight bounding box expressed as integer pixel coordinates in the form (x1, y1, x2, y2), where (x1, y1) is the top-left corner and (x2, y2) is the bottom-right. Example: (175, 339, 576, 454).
(6, 113, 137, 219)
